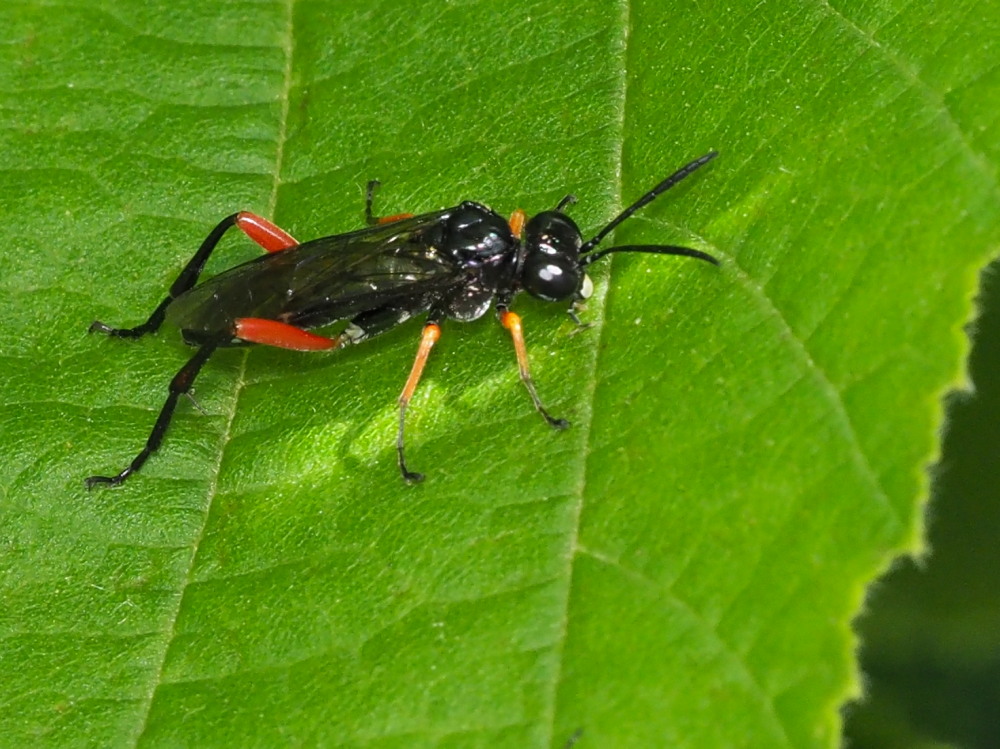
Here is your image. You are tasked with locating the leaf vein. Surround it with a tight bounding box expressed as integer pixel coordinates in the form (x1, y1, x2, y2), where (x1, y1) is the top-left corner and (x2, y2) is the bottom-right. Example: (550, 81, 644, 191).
(128, 0, 297, 743)
(576, 545, 795, 747)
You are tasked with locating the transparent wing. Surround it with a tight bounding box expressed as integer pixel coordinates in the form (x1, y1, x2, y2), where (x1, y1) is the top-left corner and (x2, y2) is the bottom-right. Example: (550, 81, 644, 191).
(166, 209, 463, 334)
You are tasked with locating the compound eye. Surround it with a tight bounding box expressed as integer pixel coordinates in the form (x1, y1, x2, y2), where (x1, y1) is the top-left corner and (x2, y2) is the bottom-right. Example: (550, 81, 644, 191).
(522, 252, 581, 302)
(521, 211, 584, 301)
(446, 203, 511, 257)
(524, 211, 582, 257)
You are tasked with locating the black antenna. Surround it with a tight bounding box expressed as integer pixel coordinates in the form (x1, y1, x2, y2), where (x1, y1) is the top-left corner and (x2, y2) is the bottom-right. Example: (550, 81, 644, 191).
(580, 151, 718, 253)
(580, 243, 718, 267)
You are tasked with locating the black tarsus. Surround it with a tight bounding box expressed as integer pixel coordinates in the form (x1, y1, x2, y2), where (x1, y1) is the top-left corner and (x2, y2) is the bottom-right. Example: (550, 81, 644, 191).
(396, 408, 423, 484)
(555, 194, 577, 212)
(365, 179, 382, 225)
(85, 340, 222, 488)
(88, 214, 242, 338)
(580, 151, 718, 254)
(566, 306, 593, 333)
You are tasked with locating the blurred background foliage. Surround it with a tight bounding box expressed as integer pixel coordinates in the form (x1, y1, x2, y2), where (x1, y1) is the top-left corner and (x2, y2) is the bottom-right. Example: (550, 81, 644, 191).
(844, 260, 1000, 748)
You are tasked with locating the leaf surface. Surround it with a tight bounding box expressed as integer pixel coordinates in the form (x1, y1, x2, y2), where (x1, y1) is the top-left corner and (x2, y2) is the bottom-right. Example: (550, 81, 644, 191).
(0, 1, 996, 747)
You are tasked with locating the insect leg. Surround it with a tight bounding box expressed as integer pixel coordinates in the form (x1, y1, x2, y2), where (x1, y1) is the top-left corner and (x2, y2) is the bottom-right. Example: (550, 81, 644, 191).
(508, 209, 526, 238)
(89, 214, 299, 339)
(365, 180, 415, 226)
(85, 340, 220, 488)
(234, 212, 299, 253)
(566, 306, 593, 333)
(90, 216, 240, 338)
(396, 320, 442, 483)
(555, 194, 577, 212)
(233, 318, 341, 351)
(498, 308, 569, 429)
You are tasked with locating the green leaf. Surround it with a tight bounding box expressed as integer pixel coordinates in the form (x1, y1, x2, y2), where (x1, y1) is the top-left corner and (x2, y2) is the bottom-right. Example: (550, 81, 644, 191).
(0, 1, 996, 747)
(843, 266, 1000, 747)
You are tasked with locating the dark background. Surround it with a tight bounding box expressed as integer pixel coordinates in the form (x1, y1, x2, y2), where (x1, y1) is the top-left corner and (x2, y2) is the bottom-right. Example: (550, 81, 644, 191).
(843, 260, 1000, 749)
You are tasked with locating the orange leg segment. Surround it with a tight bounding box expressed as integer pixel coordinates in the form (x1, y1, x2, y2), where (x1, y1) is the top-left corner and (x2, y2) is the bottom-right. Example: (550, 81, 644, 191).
(236, 212, 299, 252)
(396, 323, 441, 482)
(377, 212, 415, 225)
(500, 311, 568, 429)
(508, 209, 526, 238)
(234, 318, 341, 351)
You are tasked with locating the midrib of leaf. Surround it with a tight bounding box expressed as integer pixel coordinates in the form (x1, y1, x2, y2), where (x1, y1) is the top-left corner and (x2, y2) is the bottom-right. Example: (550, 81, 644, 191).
(541, 0, 981, 741)
(129, 0, 297, 742)
(541, 0, 630, 744)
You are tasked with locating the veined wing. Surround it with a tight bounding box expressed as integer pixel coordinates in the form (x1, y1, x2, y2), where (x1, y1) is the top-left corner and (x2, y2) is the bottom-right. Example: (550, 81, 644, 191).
(166, 209, 463, 334)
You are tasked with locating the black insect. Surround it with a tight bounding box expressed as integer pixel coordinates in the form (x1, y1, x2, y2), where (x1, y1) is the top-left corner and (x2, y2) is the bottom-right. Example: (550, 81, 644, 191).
(86, 152, 719, 488)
